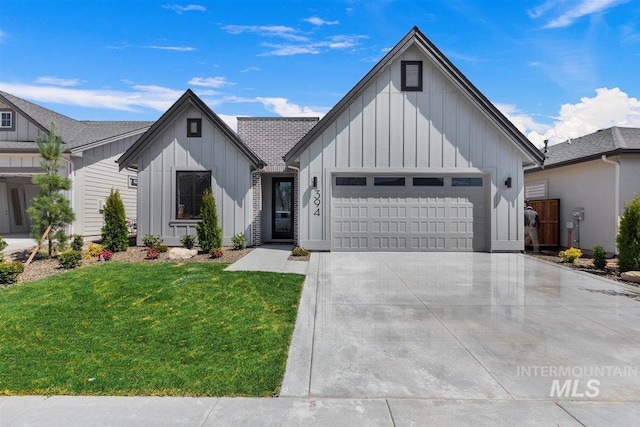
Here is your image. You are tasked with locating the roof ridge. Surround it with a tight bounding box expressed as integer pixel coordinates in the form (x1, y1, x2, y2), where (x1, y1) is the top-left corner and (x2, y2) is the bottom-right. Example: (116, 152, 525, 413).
(611, 126, 627, 149)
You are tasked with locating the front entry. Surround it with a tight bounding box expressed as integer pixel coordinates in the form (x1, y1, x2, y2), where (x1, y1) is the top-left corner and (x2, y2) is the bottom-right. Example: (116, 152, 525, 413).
(272, 177, 294, 240)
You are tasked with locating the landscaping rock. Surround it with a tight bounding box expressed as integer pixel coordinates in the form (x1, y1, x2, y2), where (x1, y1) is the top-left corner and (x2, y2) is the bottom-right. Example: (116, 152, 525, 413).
(621, 271, 640, 283)
(168, 248, 198, 260)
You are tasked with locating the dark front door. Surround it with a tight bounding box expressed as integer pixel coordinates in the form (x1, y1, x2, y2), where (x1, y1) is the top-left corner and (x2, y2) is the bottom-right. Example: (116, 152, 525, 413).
(272, 177, 294, 240)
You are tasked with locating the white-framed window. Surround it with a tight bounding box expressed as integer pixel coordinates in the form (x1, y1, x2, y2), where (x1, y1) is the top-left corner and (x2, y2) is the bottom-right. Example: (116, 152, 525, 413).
(0, 110, 14, 130)
(128, 176, 138, 188)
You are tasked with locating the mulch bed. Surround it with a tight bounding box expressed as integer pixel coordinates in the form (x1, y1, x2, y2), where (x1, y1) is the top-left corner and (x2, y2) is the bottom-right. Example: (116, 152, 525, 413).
(7, 246, 253, 285)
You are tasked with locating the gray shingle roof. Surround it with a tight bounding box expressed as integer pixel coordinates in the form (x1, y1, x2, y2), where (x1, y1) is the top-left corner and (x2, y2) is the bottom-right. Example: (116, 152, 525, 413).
(527, 126, 640, 171)
(237, 117, 318, 169)
(0, 90, 153, 152)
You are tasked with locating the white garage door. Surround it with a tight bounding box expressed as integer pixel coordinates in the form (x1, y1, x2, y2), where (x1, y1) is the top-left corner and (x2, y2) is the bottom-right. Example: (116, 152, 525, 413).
(332, 176, 486, 251)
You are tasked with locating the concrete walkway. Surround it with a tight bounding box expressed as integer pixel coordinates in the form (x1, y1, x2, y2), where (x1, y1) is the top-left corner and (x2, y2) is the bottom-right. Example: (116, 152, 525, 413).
(224, 244, 308, 274)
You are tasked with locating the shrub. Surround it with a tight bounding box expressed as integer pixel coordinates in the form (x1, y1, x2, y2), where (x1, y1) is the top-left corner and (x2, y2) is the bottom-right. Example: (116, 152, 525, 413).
(0, 235, 7, 262)
(0, 261, 24, 284)
(180, 234, 196, 250)
(58, 250, 82, 269)
(84, 243, 104, 259)
(291, 246, 310, 257)
(212, 248, 224, 259)
(101, 189, 129, 252)
(71, 234, 84, 251)
(153, 245, 169, 253)
(145, 248, 159, 260)
(196, 189, 222, 253)
(98, 250, 112, 261)
(617, 195, 640, 272)
(143, 234, 163, 248)
(559, 247, 582, 264)
(592, 245, 607, 270)
(232, 233, 247, 250)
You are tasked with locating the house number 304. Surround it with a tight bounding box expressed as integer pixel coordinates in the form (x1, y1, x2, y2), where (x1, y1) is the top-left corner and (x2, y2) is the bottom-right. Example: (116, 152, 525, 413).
(313, 190, 321, 216)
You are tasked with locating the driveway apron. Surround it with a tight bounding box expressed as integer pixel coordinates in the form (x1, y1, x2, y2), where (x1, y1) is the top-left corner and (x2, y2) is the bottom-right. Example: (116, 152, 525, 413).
(284, 252, 640, 400)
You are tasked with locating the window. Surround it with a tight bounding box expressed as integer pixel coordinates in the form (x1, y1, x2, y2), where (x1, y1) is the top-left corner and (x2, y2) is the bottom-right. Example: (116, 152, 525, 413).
(187, 118, 202, 137)
(176, 171, 211, 219)
(413, 177, 444, 187)
(335, 176, 367, 186)
(401, 61, 423, 91)
(0, 110, 14, 130)
(452, 177, 483, 187)
(128, 176, 138, 188)
(374, 177, 405, 186)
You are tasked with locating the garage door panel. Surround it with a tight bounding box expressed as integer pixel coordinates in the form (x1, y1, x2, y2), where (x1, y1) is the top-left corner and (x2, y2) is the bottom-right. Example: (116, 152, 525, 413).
(332, 177, 486, 251)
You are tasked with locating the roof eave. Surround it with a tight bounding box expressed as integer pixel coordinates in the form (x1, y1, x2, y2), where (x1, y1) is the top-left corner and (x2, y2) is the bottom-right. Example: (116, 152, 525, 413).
(524, 148, 640, 173)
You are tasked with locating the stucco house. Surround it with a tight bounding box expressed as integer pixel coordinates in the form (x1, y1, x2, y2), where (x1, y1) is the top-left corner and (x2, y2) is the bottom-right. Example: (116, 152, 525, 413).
(121, 26, 544, 252)
(525, 126, 640, 254)
(284, 27, 544, 251)
(0, 90, 152, 238)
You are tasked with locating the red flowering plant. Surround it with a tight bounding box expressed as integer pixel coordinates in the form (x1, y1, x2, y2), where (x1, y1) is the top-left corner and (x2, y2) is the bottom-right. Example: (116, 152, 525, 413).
(146, 248, 159, 260)
(98, 250, 112, 261)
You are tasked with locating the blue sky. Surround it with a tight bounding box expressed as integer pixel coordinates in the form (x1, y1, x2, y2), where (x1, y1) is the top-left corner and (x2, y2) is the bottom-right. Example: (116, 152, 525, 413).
(1, 0, 639, 146)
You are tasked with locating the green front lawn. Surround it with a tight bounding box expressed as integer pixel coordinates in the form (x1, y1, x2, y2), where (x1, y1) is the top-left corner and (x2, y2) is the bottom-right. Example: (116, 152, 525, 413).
(0, 263, 304, 396)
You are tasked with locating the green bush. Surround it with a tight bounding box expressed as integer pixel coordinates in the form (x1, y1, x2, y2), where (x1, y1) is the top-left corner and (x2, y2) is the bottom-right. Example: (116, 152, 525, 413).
(180, 234, 196, 249)
(71, 234, 84, 251)
(559, 247, 582, 264)
(58, 250, 82, 269)
(101, 189, 129, 252)
(617, 195, 640, 272)
(0, 235, 7, 262)
(153, 245, 169, 253)
(592, 245, 607, 270)
(196, 189, 222, 253)
(143, 234, 163, 248)
(232, 233, 247, 250)
(0, 261, 24, 284)
(291, 246, 310, 257)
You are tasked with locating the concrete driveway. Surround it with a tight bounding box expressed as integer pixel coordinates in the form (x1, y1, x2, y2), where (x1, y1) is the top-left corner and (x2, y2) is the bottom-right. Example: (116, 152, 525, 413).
(282, 252, 640, 404)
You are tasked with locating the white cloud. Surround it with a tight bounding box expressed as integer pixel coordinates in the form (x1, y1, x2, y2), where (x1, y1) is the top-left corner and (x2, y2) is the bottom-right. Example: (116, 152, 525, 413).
(188, 76, 232, 88)
(255, 97, 327, 117)
(34, 76, 82, 87)
(217, 114, 240, 131)
(0, 30, 6, 42)
(529, 0, 627, 28)
(259, 43, 320, 56)
(163, 4, 206, 13)
(143, 45, 196, 51)
(258, 34, 367, 56)
(241, 66, 261, 73)
(499, 87, 640, 147)
(304, 16, 339, 26)
(222, 25, 308, 42)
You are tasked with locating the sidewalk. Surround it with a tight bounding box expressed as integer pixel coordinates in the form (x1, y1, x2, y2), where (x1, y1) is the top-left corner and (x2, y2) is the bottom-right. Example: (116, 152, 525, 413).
(224, 244, 308, 274)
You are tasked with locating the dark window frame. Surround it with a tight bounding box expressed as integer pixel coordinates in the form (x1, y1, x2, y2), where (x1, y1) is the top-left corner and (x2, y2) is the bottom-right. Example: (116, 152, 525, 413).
(187, 118, 202, 137)
(374, 177, 406, 186)
(452, 177, 483, 187)
(401, 61, 423, 91)
(413, 177, 444, 187)
(0, 109, 15, 131)
(175, 170, 211, 220)
(335, 176, 367, 186)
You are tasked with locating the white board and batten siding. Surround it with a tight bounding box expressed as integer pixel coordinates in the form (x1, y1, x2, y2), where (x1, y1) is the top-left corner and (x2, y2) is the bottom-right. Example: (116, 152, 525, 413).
(0, 104, 46, 143)
(297, 45, 525, 252)
(136, 106, 253, 246)
(72, 135, 140, 237)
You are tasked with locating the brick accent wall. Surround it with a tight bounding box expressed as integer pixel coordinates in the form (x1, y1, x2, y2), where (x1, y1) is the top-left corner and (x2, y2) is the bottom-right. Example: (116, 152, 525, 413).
(251, 170, 262, 246)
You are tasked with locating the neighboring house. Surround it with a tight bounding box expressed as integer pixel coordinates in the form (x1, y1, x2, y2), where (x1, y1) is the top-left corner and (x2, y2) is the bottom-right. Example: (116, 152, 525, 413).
(525, 126, 640, 254)
(283, 27, 544, 251)
(237, 117, 318, 246)
(117, 90, 265, 246)
(0, 90, 152, 238)
(120, 26, 544, 252)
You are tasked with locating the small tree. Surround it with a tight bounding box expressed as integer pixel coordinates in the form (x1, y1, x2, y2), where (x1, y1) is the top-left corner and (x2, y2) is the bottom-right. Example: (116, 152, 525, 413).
(26, 123, 75, 257)
(101, 189, 129, 252)
(196, 189, 222, 253)
(617, 195, 640, 272)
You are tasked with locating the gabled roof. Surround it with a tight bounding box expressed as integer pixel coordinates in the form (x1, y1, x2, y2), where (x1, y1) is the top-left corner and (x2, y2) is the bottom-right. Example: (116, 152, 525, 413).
(237, 117, 318, 172)
(0, 90, 152, 152)
(283, 26, 545, 166)
(525, 126, 640, 172)
(118, 89, 265, 170)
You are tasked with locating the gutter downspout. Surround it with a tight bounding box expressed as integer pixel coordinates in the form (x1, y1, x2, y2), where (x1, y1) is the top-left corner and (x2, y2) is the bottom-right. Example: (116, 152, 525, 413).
(601, 155, 620, 252)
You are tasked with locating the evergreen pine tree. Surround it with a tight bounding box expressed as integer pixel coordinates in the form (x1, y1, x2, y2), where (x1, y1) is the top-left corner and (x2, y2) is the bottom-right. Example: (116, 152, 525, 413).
(195, 189, 223, 253)
(101, 189, 129, 252)
(617, 195, 640, 272)
(26, 123, 75, 257)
